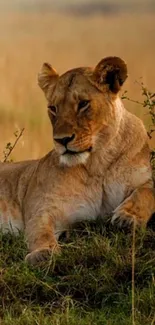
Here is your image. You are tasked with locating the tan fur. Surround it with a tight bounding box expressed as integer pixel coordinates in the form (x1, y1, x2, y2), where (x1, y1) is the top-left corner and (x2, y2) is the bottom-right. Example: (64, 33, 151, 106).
(0, 56, 154, 265)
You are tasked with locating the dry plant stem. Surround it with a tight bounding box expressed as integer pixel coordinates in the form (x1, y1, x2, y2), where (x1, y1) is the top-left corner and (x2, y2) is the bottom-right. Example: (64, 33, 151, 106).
(3, 128, 25, 162)
(122, 97, 143, 106)
(151, 315, 155, 325)
(132, 220, 136, 325)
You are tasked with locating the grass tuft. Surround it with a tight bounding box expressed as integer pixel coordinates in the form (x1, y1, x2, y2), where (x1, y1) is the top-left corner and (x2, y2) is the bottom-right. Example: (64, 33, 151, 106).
(0, 221, 155, 325)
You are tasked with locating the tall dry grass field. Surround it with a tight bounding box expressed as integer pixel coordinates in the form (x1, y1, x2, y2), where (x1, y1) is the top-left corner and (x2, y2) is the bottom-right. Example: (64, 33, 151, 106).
(0, 11, 155, 161)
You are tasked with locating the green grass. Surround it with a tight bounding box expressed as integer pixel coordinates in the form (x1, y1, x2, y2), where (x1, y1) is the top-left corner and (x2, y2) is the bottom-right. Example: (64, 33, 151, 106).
(0, 220, 155, 325)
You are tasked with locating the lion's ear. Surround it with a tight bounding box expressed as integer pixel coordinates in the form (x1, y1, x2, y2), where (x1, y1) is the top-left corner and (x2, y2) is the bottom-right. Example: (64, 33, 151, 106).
(38, 63, 58, 95)
(93, 56, 127, 94)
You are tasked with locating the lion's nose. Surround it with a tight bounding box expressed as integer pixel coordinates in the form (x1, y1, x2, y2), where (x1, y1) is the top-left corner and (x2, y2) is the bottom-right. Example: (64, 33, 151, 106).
(54, 134, 75, 147)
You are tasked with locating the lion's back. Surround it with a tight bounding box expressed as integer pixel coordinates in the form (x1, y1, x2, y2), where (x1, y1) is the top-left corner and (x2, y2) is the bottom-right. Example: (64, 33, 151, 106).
(0, 159, 38, 234)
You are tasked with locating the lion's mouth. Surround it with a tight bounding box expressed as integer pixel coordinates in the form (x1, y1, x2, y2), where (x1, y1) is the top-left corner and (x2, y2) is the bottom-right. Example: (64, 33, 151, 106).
(63, 147, 92, 156)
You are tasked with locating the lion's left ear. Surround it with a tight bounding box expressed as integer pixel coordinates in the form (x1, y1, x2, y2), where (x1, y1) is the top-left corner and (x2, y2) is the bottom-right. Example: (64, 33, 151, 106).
(93, 56, 128, 94)
(38, 62, 59, 96)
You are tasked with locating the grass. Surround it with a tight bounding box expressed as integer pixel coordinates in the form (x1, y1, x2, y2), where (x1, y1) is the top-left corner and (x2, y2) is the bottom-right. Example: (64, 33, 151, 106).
(0, 221, 155, 325)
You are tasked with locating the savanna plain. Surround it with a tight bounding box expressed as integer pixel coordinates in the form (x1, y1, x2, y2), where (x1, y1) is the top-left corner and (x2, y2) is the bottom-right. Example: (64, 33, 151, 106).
(0, 7, 155, 325)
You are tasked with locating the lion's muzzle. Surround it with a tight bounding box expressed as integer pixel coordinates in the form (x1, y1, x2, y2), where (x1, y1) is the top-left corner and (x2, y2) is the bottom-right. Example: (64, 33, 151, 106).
(54, 134, 75, 147)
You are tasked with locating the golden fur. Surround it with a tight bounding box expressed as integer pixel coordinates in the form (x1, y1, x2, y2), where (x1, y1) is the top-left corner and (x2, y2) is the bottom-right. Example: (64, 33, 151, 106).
(0, 56, 154, 265)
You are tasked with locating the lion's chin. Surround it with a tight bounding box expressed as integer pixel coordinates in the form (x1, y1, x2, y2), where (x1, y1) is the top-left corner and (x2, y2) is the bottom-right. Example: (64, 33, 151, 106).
(59, 151, 90, 167)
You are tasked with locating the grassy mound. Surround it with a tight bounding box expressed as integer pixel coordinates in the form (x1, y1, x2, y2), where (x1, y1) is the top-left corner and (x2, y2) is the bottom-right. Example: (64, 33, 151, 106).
(0, 220, 155, 325)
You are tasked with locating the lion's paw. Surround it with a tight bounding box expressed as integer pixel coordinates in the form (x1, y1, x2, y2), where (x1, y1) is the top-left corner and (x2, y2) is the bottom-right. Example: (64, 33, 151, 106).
(25, 247, 59, 265)
(111, 205, 145, 228)
(111, 208, 135, 227)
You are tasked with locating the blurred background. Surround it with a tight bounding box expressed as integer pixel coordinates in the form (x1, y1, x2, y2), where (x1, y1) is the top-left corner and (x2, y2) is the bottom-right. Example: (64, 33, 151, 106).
(0, 0, 154, 160)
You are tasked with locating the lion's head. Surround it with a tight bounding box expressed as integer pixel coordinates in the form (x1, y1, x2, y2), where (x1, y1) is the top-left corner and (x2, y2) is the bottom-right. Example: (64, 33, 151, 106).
(38, 57, 127, 167)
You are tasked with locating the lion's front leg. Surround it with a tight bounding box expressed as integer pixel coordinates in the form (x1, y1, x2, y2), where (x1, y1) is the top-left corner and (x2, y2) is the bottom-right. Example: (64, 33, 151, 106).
(111, 182, 155, 227)
(25, 214, 60, 265)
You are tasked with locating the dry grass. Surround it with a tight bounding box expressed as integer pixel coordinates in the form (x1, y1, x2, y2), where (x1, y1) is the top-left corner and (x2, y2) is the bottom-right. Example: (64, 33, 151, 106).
(0, 11, 155, 160)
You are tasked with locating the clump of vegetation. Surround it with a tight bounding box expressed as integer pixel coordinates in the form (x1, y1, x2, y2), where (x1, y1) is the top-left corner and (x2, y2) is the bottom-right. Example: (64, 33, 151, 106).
(122, 82, 155, 174)
(0, 86, 155, 325)
(2, 128, 24, 163)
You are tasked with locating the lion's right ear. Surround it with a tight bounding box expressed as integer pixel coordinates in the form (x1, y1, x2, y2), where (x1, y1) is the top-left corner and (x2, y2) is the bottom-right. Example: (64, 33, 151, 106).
(93, 56, 127, 94)
(38, 63, 58, 95)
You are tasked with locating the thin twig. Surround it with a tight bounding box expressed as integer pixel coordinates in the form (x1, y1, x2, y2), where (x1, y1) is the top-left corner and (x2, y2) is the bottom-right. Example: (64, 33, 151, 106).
(132, 220, 136, 325)
(122, 97, 144, 106)
(151, 314, 155, 325)
(3, 128, 25, 162)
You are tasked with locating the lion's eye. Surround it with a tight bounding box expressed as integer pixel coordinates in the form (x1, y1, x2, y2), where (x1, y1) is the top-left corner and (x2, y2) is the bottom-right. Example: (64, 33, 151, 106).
(78, 100, 90, 112)
(48, 105, 57, 116)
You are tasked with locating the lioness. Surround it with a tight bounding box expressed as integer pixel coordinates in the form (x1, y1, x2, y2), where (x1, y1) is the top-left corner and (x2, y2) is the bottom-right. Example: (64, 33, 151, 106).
(0, 56, 154, 264)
